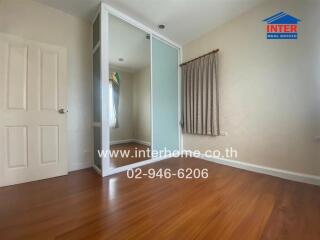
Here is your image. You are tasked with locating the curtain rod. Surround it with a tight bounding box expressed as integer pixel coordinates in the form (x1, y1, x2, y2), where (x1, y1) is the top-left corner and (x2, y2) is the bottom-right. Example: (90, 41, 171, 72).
(179, 49, 219, 67)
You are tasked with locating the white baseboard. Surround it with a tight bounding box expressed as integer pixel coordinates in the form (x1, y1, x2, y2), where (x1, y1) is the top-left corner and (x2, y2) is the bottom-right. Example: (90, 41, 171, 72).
(133, 139, 151, 146)
(110, 139, 133, 145)
(110, 139, 151, 146)
(69, 161, 93, 172)
(198, 154, 320, 186)
(93, 164, 102, 175)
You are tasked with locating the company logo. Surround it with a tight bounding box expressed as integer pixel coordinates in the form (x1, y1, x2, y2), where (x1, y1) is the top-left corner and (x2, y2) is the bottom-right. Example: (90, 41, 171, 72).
(263, 12, 301, 39)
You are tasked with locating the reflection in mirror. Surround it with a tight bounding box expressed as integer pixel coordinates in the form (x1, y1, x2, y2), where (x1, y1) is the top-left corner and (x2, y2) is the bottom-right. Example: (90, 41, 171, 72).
(109, 14, 151, 169)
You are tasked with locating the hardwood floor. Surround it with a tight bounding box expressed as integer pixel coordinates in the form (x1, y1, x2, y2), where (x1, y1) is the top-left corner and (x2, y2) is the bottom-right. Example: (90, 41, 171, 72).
(110, 142, 151, 168)
(0, 157, 319, 239)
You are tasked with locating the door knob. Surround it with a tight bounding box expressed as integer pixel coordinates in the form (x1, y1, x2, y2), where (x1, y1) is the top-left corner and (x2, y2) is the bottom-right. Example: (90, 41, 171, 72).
(58, 108, 68, 114)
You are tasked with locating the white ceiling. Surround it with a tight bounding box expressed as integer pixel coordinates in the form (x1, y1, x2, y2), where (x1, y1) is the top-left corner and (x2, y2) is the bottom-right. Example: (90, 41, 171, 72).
(34, 0, 268, 45)
(34, 0, 100, 20)
(109, 14, 150, 73)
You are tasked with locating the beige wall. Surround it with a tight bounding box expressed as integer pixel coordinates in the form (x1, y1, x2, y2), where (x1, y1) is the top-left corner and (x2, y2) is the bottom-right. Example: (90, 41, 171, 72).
(133, 66, 151, 144)
(0, 0, 93, 171)
(182, 0, 320, 175)
(109, 68, 134, 142)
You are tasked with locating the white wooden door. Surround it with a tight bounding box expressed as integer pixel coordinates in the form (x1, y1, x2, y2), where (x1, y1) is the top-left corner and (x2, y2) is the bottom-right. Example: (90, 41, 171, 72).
(0, 33, 68, 187)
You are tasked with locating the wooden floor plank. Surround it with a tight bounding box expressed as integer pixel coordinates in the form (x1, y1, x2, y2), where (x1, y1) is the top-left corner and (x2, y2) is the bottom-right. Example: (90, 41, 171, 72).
(0, 157, 319, 240)
(110, 142, 151, 168)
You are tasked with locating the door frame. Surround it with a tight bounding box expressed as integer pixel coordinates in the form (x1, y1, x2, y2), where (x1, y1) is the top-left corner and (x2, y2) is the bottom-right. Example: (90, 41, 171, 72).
(99, 3, 182, 177)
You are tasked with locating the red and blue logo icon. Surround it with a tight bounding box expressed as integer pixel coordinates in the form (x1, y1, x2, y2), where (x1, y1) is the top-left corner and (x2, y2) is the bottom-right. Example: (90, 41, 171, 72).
(263, 12, 301, 40)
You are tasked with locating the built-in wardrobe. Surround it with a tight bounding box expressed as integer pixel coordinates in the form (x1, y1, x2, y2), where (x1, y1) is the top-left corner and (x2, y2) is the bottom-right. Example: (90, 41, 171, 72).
(92, 3, 181, 176)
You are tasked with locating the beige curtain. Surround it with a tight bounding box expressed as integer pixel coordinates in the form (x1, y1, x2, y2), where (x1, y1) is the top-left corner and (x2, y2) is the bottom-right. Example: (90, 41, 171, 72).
(181, 52, 219, 136)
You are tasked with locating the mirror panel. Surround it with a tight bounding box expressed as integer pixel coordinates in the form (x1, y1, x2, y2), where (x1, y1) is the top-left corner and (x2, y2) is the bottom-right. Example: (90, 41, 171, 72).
(108, 14, 151, 169)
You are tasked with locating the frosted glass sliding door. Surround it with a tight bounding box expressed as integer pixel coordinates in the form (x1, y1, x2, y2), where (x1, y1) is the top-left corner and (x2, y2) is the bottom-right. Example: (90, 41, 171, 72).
(152, 37, 179, 152)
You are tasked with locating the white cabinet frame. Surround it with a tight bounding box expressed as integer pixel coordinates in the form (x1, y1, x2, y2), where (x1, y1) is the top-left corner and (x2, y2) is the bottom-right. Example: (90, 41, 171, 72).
(98, 3, 182, 177)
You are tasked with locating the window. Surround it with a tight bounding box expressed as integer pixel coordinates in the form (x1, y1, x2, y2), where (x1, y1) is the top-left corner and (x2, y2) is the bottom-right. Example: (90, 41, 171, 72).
(109, 82, 116, 128)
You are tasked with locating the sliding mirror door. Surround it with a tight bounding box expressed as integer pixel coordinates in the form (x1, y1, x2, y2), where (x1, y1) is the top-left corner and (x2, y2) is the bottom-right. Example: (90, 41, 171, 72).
(108, 14, 151, 169)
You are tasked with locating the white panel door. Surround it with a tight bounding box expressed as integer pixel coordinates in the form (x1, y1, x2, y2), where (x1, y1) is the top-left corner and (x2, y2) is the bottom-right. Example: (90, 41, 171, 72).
(0, 33, 68, 187)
